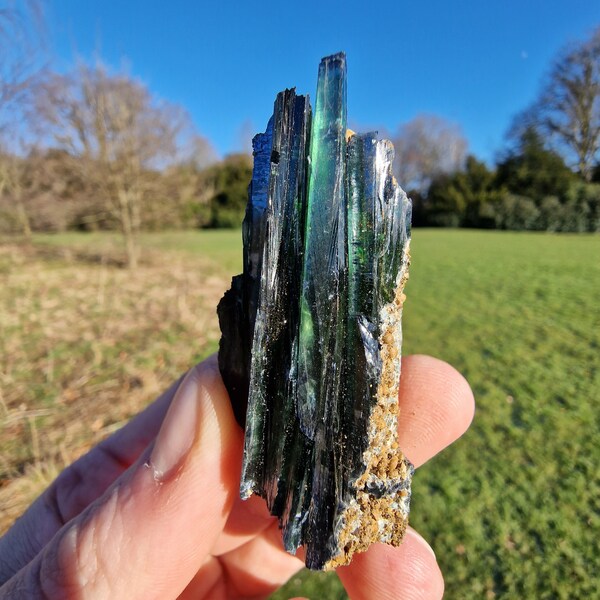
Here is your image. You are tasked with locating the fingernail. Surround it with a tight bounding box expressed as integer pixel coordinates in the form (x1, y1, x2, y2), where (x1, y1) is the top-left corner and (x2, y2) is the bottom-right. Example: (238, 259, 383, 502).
(149, 373, 199, 481)
(407, 528, 437, 560)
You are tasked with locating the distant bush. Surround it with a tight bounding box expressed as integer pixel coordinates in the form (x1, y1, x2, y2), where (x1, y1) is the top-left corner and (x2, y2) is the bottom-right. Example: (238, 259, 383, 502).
(0, 206, 22, 234)
(562, 182, 600, 232)
(492, 194, 540, 231)
(197, 154, 253, 229)
(536, 196, 563, 232)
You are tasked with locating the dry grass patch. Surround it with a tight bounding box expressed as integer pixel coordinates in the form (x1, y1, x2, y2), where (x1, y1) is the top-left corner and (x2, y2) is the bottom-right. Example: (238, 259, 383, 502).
(0, 242, 227, 533)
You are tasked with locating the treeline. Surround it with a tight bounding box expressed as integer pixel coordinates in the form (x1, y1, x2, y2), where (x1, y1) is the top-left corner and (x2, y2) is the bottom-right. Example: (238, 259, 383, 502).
(0, 149, 253, 234)
(410, 129, 600, 232)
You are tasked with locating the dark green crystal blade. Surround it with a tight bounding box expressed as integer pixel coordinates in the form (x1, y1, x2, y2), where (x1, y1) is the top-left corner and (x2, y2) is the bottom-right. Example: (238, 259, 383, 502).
(344, 132, 381, 487)
(239, 88, 311, 509)
(217, 120, 273, 426)
(296, 52, 348, 440)
(294, 53, 351, 569)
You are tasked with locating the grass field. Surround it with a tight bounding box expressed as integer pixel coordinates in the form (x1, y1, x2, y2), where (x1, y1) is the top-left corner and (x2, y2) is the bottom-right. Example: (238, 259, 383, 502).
(1, 229, 599, 598)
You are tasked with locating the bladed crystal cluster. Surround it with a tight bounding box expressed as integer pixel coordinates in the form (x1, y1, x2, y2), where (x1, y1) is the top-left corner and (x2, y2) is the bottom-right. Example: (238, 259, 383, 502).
(217, 52, 413, 570)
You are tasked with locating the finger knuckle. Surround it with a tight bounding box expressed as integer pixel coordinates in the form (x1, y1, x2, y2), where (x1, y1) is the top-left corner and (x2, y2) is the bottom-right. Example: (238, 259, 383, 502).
(37, 487, 126, 598)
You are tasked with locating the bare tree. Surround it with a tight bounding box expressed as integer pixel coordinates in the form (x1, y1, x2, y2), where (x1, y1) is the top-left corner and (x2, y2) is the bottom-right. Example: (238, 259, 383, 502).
(0, 0, 45, 237)
(530, 26, 600, 180)
(392, 114, 467, 192)
(36, 63, 189, 267)
(179, 132, 218, 171)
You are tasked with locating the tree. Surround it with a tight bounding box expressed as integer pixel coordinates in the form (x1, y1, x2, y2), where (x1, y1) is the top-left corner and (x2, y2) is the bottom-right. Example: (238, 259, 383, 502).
(393, 114, 467, 192)
(527, 26, 600, 180)
(36, 63, 190, 268)
(0, 0, 45, 237)
(0, 1, 44, 132)
(496, 127, 575, 202)
(19, 148, 98, 232)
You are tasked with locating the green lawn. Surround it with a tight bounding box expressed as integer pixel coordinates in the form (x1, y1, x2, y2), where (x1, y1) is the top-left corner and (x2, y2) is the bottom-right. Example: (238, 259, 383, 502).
(402, 231, 599, 599)
(2, 229, 599, 598)
(277, 230, 600, 598)
(32, 229, 243, 273)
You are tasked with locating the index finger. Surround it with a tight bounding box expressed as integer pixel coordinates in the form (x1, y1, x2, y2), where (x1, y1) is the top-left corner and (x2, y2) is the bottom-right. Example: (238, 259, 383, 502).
(398, 354, 474, 468)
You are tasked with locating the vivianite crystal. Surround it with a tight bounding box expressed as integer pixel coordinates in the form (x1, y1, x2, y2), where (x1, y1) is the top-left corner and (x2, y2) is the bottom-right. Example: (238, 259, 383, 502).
(217, 52, 413, 570)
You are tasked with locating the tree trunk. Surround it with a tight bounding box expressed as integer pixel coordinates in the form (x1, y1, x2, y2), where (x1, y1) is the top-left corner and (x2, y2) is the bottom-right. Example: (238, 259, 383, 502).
(124, 228, 139, 269)
(15, 192, 32, 240)
(118, 188, 139, 269)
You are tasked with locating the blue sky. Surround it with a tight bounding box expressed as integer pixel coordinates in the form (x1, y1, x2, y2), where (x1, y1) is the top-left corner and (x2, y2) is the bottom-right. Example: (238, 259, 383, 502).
(47, 0, 600, 163)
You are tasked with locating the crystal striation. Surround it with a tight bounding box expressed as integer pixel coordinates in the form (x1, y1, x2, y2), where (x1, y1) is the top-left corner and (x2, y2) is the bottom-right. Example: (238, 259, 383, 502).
(217, 52, 413, 570)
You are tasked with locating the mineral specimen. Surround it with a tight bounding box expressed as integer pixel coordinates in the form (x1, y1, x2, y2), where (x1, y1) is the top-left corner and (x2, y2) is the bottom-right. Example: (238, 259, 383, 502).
(217, 52, 413, 570)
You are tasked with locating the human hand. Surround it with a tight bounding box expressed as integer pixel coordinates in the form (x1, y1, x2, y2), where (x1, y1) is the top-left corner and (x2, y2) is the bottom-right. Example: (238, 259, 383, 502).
(0, 354, 474, 599)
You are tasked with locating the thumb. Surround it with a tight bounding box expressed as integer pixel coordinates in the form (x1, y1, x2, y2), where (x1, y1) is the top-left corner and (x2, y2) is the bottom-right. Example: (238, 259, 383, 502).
(0, 357, 243, 600)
